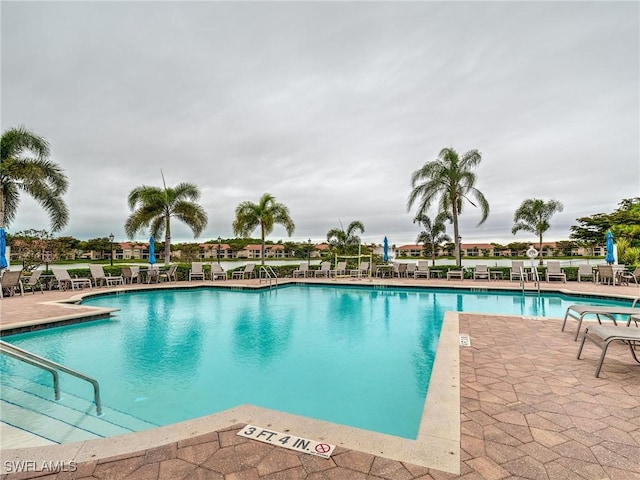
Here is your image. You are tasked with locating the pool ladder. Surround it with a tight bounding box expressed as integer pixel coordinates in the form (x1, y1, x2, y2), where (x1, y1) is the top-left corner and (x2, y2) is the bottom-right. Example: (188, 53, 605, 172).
(0, 340, 102, 415)
(259, 266, 278, 288)
(519, 266, 541, 295)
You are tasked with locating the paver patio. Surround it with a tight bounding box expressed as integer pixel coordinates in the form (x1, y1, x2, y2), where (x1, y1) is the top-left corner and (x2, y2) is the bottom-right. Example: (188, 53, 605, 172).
(1, 277, 639, 479)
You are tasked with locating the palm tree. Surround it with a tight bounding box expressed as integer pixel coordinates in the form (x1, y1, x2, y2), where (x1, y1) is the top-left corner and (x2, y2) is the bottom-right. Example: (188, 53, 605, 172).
(1, 126, 69, 231)
(326, 220, 365, 255)
(511, 198, 564, 265)
(407, 147, 489, 267)
(232, 193, 295, 265)
(415, 213, 451, 266)
(125, 179, 208, 265)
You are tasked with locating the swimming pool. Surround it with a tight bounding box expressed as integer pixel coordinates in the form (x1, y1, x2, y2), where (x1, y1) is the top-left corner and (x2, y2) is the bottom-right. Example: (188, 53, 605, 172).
(0, 285, 633, 441)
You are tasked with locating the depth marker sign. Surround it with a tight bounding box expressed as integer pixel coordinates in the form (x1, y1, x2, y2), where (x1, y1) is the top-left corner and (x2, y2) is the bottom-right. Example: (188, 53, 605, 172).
(237, 425, 335, 459)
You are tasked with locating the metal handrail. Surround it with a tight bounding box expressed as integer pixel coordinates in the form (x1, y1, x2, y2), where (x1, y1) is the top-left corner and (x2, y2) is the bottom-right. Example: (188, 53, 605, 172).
(519, 267, 525, 294)
(259, 266, 278, 288)
(0, 346, 60, 400)
(0, 340, 102, 415)
(531, 266, 541, 294)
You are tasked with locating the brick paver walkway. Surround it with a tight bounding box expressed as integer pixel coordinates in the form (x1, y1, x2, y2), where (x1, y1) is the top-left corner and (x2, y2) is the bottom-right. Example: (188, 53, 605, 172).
(1, 279, 639, 479)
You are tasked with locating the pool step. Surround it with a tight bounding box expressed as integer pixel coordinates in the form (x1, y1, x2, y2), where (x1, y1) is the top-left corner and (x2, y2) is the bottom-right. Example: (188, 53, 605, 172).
(0, 373, 157, 447)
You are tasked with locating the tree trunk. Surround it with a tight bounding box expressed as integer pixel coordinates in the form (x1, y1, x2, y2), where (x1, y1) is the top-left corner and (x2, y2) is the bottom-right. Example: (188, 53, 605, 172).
(164, 216, 171, 265)
(260, 224, 266, 266)
(452, 203, 461, 267)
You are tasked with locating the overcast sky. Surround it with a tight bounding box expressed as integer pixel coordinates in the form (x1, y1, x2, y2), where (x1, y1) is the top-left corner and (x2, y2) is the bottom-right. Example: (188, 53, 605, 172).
(2, 1, 638, 247)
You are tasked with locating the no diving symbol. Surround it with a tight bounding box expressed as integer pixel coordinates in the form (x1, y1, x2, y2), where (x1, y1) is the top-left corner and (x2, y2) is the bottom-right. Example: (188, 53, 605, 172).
(315, 443, 331, 454)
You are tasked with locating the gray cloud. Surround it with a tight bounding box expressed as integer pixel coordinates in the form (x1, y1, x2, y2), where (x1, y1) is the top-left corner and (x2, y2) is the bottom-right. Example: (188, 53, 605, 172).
(2, 1, 638, 247)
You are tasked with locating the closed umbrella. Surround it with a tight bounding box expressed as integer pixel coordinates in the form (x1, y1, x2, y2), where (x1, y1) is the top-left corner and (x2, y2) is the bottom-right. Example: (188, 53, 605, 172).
(605, 231, 615, 265)
(0, 227, 7, 270)
(383, 236, 389, 263)
(148, 236, 156, 265)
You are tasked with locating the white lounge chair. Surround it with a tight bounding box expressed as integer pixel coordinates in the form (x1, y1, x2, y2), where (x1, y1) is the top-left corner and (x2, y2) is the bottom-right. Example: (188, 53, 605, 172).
(447, 269, 464, 280)
(350, 262, 370, 278)
(293, 263, 309, 278)
(89, 265, 124, 287)
(159, 264, 178, 282)
(314, 262, 331, 278)
(232, 263, 256, 280)
(189, 262, 206, 281)
(473, 265, 489, 280)
(577, 324, 640, 377)
(211, 263, 227, 280)
(509, 261, 526, 281)
(545, 261, 566, 283)
(0, 271, 24, 298)
(414, 261, 430, 279)
(52, 268, 92, 291)
(22, 270, 44, 294)
(334, 262, 347, 277)
(577, 264, 595, 283)
(561, 303, 640, 341)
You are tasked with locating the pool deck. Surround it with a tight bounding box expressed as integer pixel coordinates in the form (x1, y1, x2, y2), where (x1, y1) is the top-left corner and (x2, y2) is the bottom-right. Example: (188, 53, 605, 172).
(1, 277, 639, 479)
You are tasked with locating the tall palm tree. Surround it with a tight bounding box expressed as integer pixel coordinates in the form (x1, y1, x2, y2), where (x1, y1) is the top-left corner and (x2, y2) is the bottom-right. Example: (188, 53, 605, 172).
(407, 147, 489, 267)
(512, 198, 564, 265)
(232, 193, 295, 265)
(415, 213, 451, 266)
(326, 220, 365, 255)
(125, 179, 208, 265)
(1, 126, 69, 231)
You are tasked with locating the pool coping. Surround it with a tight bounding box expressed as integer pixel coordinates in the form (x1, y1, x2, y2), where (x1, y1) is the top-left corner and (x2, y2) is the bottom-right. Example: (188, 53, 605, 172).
(1, 281, 638, 476)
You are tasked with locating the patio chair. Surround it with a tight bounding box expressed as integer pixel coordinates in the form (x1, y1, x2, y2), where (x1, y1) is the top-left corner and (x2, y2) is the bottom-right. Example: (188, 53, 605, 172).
(414, 260, 430, 279)
(313, 261, 331, 278)
(509, 261, 526, 281)
(394, 263, 408, 278)
(89, 265, 124, 287)
(473, 265, 489, 280)
(334, 261, 347, 277)
(159, 264, 178, 282)
(189, 262, 206, 281)
(0, 271, 24, 298)
(619, 266, 640, 287)
(350, 261, 370, 278)
(52, 268, 92, 291)
(577, 324, 640, 377)
(121, 266, 141, 284)
(232, 263, 256, 280)
(447, 268, 464, 280)
(545, 261, 566, 283)
(577, 264, 596, 283)
(292, 263, 309, 278)
(597, 265, 615, 285)
(211, 263, 227, 280)
(22, 270, 44, 294)
(405, 263, 417, 278)
(145, 265, 161, 283)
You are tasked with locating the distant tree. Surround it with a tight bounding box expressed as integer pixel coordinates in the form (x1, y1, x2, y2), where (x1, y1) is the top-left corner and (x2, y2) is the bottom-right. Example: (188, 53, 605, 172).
(1, 126, 69, 231)
(507, 242, 529, 256)
(6, 229, 53, 271)
(326, 220, 365, 255)
(511, 198, 564, 264)
(407, 147, 490, 267)
(414, 212, 451, 266)
(570, 198, 640, 248)
(232, 193, 295, 265)
(555, 240, 577, 256)
(125, 178, 207, 265)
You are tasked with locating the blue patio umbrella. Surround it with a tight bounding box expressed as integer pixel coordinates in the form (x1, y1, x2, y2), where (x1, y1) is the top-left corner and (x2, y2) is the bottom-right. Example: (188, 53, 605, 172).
(0, 227, 7, 270)
(605, 231, 615, 265)
(148, 236, 156, 265)
(383, 236, 389, 263)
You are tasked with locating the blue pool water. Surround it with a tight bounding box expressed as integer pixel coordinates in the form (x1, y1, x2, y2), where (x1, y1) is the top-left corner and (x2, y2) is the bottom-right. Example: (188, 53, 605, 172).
(1, 285, 633, 439)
